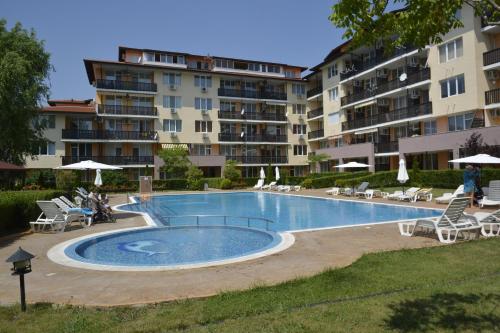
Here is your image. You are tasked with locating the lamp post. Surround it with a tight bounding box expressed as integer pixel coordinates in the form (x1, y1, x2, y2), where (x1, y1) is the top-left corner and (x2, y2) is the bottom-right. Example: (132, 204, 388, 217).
(6, 247, 35, 312)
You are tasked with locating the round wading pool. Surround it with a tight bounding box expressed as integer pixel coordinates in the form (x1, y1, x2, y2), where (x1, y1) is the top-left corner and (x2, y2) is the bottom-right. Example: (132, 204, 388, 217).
(60, 225, 285, 270)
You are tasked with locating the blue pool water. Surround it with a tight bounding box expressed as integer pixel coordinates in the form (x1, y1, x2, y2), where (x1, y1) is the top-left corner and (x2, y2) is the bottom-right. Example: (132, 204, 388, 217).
(121, 192, 443, 232)
(65, 226, 281, 267)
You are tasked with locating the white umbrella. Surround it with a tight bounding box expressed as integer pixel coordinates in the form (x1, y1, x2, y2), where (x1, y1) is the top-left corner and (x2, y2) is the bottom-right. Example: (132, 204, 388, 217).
(397, 159, 409, 193)
(449, 154, 500, 164)
(275, 166, 280, 182)
(260, 167, 266, 180)
(335, 161, 371, 168)
(55, 160, 122, 170)
(94, 169, 103, 187)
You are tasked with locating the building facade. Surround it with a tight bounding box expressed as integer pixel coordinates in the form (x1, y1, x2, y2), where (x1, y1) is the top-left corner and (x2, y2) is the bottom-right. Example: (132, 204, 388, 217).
(28, 6, 499, 178)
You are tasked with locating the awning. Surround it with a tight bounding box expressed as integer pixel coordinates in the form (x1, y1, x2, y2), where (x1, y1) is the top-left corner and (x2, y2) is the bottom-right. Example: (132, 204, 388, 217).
(354, 128, 378, 135)
(354, 100, 376, 109)
(161, 143, 189, 150)
(265, 101, 287, 106)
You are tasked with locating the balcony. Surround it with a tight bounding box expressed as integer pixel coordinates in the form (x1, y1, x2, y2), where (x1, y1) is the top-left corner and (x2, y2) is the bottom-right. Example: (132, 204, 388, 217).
(308, 129, 324, 140)
(218, 88, 287, 100)
(218, 110, 287, 122)
(306, 85, 323, 98)
(307, 107, 324, 119)
(97, 104, 158, 117)
(483, 48, 500, 68)
(375, 141, 399, 154)
(342, 102, 432, 131)
(218, 133, 287, 143)
(485, 88, 500, 106)
(62, 155, 154, 165)
(341, 67, 431, 106)
(96, 79, 157, 92)
(339, 45, 417, 81)
(62, 129, 158, 141)
(225, 155, 288, 164)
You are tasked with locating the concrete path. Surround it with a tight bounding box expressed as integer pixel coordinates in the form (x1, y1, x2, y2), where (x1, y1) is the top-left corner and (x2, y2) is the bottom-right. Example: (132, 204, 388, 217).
(0, 190, 492, 306)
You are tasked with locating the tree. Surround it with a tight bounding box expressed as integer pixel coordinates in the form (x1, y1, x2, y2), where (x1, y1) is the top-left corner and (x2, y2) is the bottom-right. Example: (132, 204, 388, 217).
(266, 163, 273, 185)
(158, 148, 191, 178)
(329, 1, 499, 51)
(223, 160, 241, 183)
(308, 153, 329, 173)
(0, 20, 52, 165)
(462, 132, 500, 156)
(185, 165, 204, 190)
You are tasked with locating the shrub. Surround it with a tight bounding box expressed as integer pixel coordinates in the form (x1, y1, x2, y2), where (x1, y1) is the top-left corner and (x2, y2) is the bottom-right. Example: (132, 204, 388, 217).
(223, 160, 241, 183)
(55, 170, 79, 192)
(220, 178, 233, 189)
(301, 178, 313, 189)
(0, 190, 66, 235)
(266, 164, 273, 185)
(306, 171, 371, 189)
(101, 170, 129, 186)
(185, 165, 204, 190)
(25, 169, 56, 189)
(204, 178, 222, 189)
(158, 148, 191, 178)
(152, 179, 187, 191)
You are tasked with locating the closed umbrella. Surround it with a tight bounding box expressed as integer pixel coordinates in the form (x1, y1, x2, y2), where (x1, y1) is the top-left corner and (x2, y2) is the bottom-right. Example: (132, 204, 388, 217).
(275, 166, 280, 182)
(260, 167, 266, 180)
(94, 169, 103, 187)
(397, 159, 409, 193)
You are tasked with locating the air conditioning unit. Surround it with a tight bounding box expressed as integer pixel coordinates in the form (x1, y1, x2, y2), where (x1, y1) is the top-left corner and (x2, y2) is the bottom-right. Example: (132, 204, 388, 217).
(169, 84, 177, 91)
(353, 80, 362, 87)
(408, 57, 418, 67)
(298, 134, 305, 140)
(298, 114, 303, 120)
(170, 108, 177, 113)
(170, 132, 177, 137)
(202, 133, 209, 138)
(409, 89, 420, 99)
(487, 70, 499, 82)
(201, 87, 208, 93)
(377, 98, 390, 106)
(376, 68, 388, 78)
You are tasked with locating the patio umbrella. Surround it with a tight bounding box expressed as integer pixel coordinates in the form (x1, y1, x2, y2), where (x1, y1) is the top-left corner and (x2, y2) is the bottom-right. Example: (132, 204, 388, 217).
(94, 169, 103, 187)
(335, 161, 371, 168)
(397, 159, 409, 193)
(55, 160, 122, 170)
(449, 154, 500, 164)
(260, 167, 266, 180)
(275, 166, 280, 182)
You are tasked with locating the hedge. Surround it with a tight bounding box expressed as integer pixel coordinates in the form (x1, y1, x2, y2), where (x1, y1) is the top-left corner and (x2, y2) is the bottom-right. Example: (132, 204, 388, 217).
(305, 171, 371, 189)
(0, 190, 66, 234)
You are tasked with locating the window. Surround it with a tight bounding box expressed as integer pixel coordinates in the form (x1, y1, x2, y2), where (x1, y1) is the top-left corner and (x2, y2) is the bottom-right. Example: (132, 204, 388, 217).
(163, 119, 182, 132)
(292, 124, 307, 134)
(192, 144, 212, 156)
(328, 112, 340, 124)
(195, 120, 212, 133)
(440, 74, 465, 98)
(327, 63, 338, 78)
(215, 59, 234, 68)
(285, 70, 297, 78)
(163, 96, 182, 109)
(38, 142, 55, 156)
(292, 83, 306, 96)
(220, 101, 237, 112)
(448, 112, 474, 131)
(194, 98, 212, 111)
(220, 145, 237, 156)
(423, 120, 437, 135)
(194, 75, 212, 88)
(292, 104, 306, 114)
(438, 38, 463, 63)
(328, 87, 339, 101)
(38, 115, 56, 129)
(293, 145, 308, 156)
(220, 79, 237, 89)
(163, 73, 181, 86)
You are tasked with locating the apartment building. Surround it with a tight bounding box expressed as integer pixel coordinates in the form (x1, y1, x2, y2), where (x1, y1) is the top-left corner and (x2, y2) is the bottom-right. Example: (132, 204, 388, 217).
(306, 5, 500, 172)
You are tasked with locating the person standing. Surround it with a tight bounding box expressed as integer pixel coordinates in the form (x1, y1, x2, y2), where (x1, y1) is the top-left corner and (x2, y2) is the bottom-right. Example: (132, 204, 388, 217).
(463, 165, 478, 207)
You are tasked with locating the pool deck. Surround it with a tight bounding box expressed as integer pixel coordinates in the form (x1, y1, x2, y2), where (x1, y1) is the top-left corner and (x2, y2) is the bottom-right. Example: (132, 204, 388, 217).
(0, 189, 495, 306)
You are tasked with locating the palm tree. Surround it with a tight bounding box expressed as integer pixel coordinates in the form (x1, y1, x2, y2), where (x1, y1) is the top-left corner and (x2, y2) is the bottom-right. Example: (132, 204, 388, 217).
(307, 153, 329, 173)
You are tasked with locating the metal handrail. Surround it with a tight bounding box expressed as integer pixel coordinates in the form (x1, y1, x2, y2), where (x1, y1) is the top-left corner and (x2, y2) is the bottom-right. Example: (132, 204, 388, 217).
(159, 215, 275, 231)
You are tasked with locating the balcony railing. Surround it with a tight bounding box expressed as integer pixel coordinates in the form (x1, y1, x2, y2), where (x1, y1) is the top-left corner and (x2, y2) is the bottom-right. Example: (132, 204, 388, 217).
(341, 102, 432, 131)
(218, 133, 287, 143)
(96, 79, 157, 92)
(341, 67, 431, 106)
(486, 88, 500, 105)
(306, 85, 323, 98)
(218, 110, 287, 122)
(375, 141, 399, 154)
(339, 45, 417, 81)
(225, 155, 288, 164)
(97, 105, 158, 117)
(218, 88, 287, 100)
(484, 48, 500, 67)
(62, 129, 157, 141)
(307, 107, 324, 119)
(62, 155, 154, 165)
(308, 129, 324, 140)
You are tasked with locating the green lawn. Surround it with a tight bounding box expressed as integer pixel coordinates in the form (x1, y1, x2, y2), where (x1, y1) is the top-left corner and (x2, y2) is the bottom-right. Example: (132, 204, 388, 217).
(1, 239, 499, 332)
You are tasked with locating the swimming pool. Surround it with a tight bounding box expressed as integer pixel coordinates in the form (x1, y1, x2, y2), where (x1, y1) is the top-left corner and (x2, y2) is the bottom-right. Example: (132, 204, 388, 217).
(49, 192, 442, 271)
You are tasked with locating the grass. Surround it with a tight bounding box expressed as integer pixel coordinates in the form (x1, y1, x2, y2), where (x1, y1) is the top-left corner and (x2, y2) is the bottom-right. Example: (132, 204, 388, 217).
(1, 239, 499, 332)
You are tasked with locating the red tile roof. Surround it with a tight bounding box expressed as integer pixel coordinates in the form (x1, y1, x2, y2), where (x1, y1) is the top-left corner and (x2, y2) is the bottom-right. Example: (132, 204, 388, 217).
(0, 161, 24, 170)
(42, 99, 95, 114)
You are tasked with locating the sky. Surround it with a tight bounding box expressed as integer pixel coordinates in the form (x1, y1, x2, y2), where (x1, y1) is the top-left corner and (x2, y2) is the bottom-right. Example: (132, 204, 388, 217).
(3, 0, 346, 101)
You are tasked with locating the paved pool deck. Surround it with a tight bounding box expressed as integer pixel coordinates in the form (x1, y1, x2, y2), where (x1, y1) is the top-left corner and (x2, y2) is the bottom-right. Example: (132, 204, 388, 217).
(0, 190, 494, 306)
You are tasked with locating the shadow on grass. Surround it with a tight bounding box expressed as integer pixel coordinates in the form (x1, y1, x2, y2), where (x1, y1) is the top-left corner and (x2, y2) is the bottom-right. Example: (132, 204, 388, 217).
(385, 292, 500, 332)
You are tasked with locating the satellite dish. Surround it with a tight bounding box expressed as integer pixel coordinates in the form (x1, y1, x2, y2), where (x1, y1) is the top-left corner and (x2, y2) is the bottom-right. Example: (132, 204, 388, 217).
(399, 73, 407, 82)
(241, 108, 245, 115)
(240, 132, 245, 138)
(285, 111, 289, 117)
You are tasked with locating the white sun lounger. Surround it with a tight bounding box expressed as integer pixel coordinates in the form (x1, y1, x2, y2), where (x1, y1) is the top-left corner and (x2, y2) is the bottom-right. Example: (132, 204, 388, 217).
(399, 188, 426, 202)
(262, 181, 277, 190)
(52, 198, 93, 227)
(435, 185, 464, 204)
(277, 185, 291, 192)
(479, 181, 500, 208)
(386, 190, 403, 200)
(398, 197, 481, 243)
(30, 201, 68, 233)
(470, 209, 500, 237)
(326, 187, 340, 195)
(253, 179, 264, 190)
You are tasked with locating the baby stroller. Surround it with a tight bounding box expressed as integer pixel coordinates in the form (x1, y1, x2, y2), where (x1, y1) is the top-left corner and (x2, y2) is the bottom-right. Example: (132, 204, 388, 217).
(88, 192, 116, 223)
